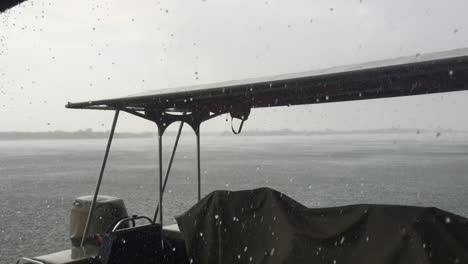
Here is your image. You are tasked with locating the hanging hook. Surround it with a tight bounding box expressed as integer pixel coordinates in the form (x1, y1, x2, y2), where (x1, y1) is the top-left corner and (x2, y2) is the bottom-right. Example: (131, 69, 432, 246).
(229, 104, 250, 135)
(231, 118, 246, 135)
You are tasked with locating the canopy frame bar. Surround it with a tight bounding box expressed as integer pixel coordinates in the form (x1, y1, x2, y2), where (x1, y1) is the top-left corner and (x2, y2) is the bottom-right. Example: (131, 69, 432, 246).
(80, 110, 120, 247)
(153, 120, 185, 222)
(158, 130, 163, 226)
(153, 111, 207, 226)
(196, 129, 201, 201)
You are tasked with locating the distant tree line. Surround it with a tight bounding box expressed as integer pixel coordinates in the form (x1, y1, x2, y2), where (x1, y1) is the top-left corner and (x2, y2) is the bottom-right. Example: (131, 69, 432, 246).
(0, 129, 154, 140)
(0, 128, 461, 140)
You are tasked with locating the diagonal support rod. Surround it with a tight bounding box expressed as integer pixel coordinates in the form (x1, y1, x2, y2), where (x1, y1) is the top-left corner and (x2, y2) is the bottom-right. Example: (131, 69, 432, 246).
(153, 121, 184, 222)
(80, 110, 120, 247)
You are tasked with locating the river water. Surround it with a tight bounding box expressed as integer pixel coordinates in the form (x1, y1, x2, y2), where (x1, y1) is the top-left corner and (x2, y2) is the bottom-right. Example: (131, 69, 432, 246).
(1, 133, 468, 263)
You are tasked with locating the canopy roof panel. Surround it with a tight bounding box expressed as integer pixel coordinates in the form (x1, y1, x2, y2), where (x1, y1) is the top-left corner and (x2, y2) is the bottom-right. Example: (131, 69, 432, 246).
(66, 48, 468, 118)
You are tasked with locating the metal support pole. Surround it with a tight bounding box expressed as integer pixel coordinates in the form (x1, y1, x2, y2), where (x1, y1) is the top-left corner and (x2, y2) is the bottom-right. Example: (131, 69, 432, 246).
(80, 110, 119, 247)
(196, 129, 201, 201)
(158, 132, 163, 227)
(153, 121, 184, 222)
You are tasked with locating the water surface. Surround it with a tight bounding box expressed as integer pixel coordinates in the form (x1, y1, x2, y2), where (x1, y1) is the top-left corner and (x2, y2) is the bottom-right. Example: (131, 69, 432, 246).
(1, 134, 468, 263)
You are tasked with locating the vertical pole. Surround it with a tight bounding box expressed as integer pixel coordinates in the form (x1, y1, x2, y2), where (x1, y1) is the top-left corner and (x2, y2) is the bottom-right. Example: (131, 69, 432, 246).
(80, 110, 119, 247)
(158, 131, 163, 227)
(196, 129, 201, 201)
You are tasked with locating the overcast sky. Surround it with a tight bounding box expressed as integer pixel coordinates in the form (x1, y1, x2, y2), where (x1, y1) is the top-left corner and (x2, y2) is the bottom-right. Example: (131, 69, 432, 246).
(1, 0, 468, 132)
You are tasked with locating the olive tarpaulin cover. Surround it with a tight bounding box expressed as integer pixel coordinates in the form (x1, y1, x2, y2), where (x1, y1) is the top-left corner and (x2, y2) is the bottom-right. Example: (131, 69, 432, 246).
(176, 188, 468, 264)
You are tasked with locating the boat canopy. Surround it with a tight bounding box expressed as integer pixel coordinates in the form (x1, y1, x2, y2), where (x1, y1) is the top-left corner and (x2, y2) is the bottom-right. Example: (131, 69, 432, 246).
(67, 48, 468, 129)
(65, 48, 468, 238)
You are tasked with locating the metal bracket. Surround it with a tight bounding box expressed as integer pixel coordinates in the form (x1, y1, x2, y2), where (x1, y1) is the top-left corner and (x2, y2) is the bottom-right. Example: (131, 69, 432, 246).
(144, 108, 217, 136)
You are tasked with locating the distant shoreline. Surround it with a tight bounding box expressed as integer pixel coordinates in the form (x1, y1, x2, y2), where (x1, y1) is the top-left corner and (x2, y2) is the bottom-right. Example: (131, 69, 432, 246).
(0, 129, 465, 140)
